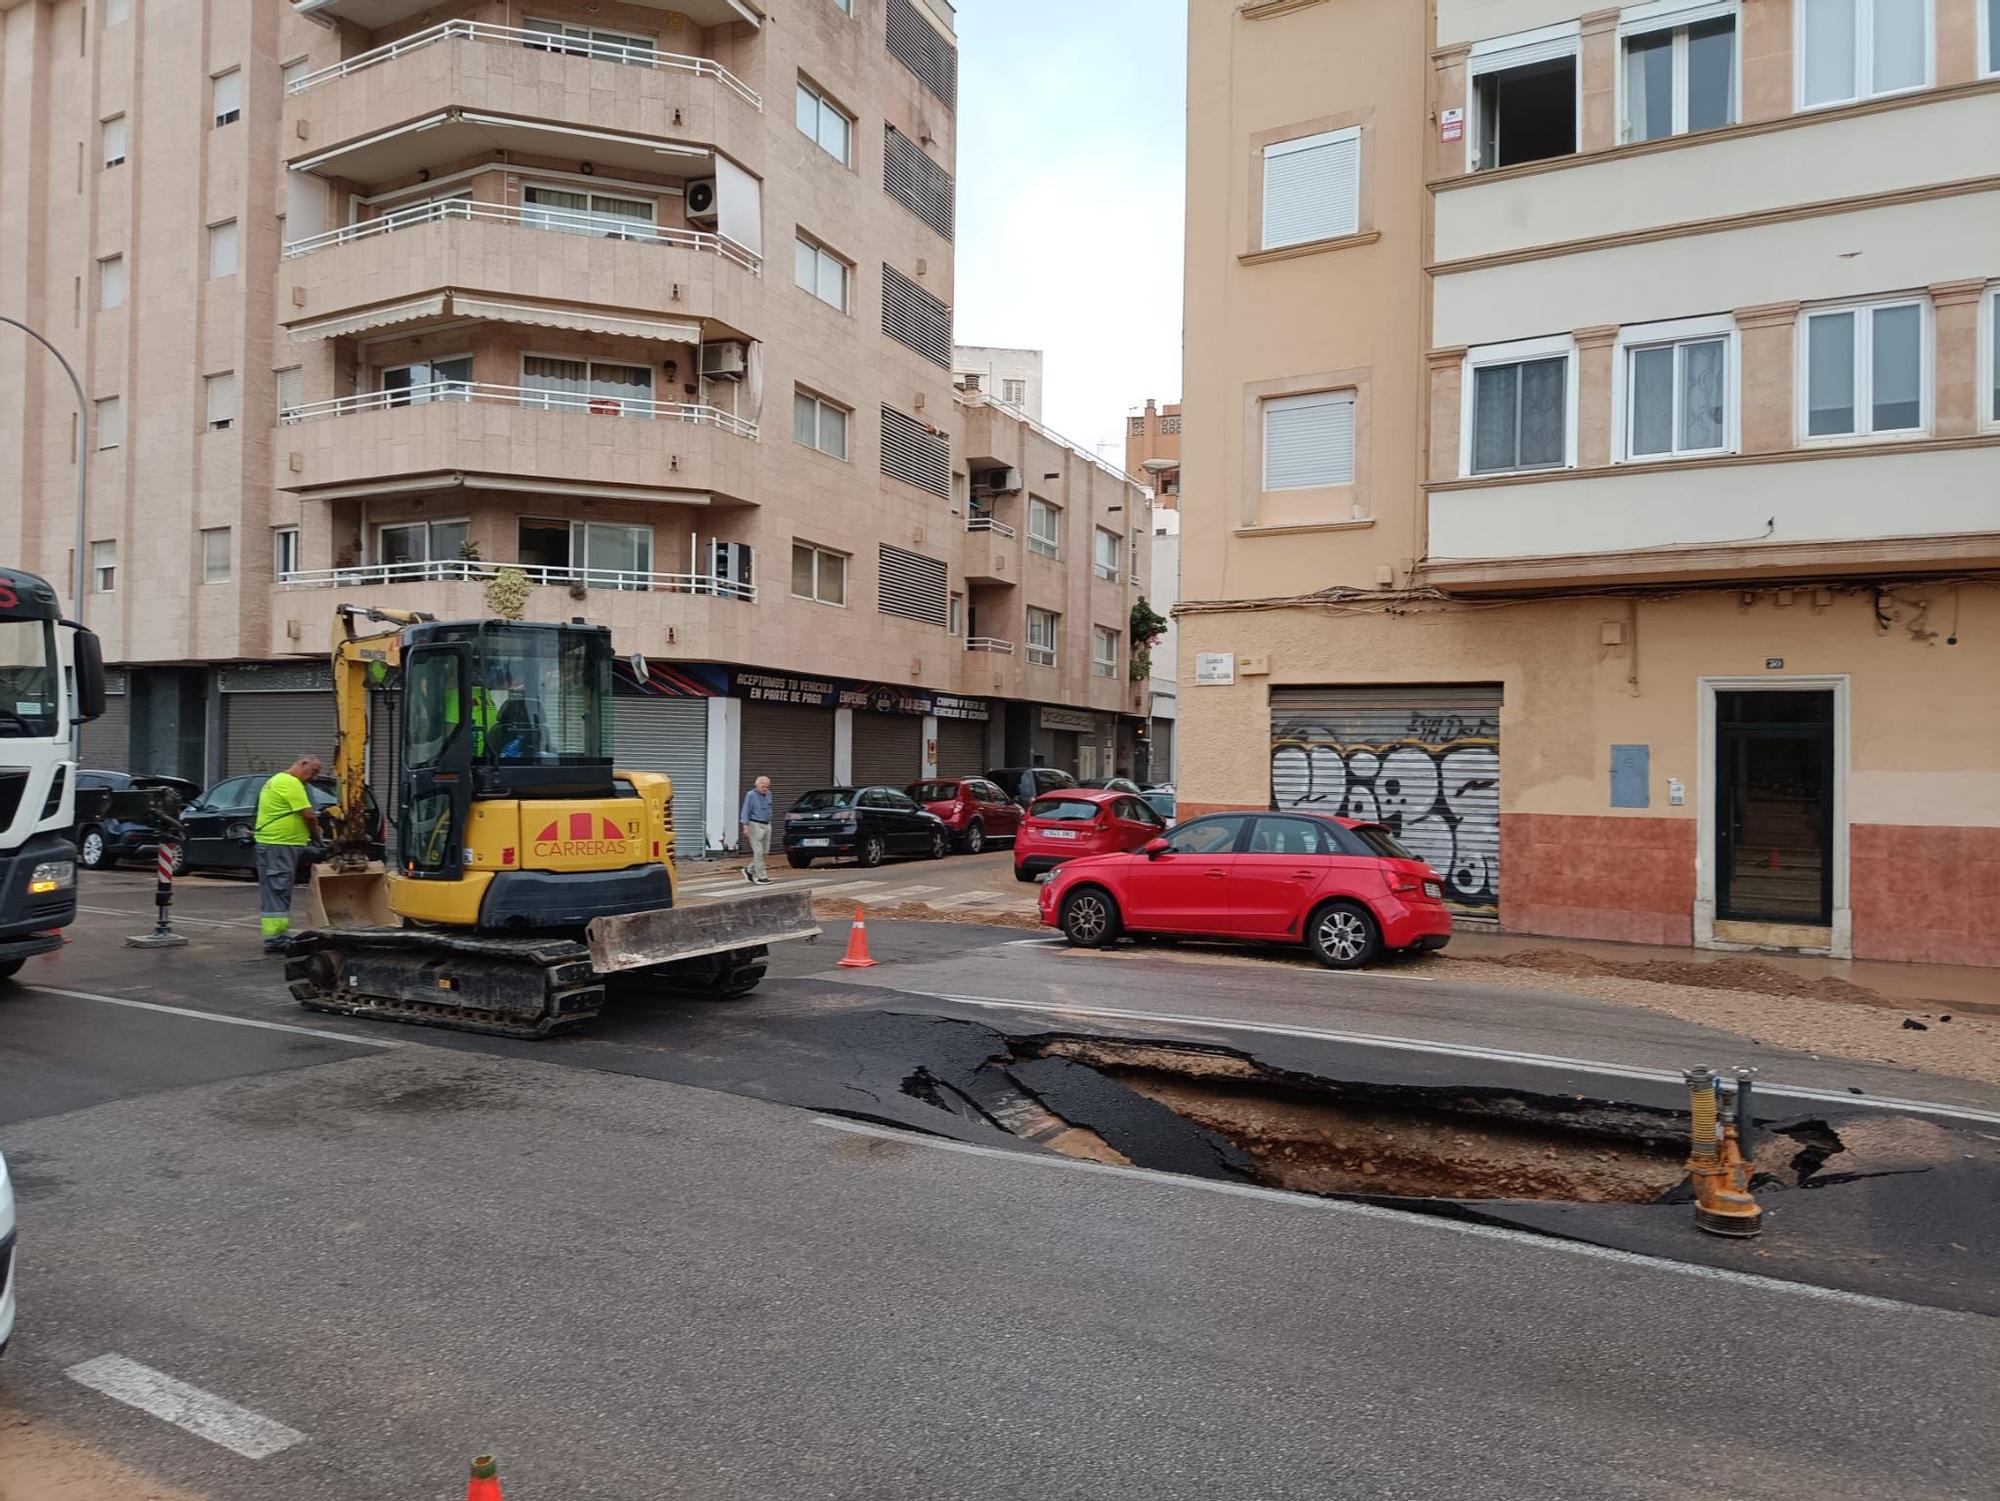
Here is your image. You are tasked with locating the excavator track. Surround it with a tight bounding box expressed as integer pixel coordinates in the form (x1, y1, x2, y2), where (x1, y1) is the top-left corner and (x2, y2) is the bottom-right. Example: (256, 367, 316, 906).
(285, 927, 606, 1040)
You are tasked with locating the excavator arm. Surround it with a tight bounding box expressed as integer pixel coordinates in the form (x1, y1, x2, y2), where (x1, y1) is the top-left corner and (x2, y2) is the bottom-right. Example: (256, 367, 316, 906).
(328, 603, 430, 855)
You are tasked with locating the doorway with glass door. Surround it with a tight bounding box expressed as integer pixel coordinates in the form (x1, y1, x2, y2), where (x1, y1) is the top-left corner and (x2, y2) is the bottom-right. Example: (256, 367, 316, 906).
(1715, 691, 1834, 927)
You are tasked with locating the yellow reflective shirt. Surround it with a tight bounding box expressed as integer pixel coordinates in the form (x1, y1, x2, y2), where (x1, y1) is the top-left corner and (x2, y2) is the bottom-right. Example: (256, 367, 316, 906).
(254, 772, 314, 847)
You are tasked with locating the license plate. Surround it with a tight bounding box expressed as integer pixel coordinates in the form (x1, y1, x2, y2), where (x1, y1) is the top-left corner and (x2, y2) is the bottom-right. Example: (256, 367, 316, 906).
(1423, 881, 1442, 899)
(801, 838, 830, 848)
(1043, 828, 1077, 840)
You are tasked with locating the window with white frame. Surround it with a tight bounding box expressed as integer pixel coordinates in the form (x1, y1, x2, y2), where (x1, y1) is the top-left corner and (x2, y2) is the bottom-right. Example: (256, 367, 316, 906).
(791, 542, 847, 605)
(94, 396, 122, 450)
(382, 356, 472, 405)
(281, 57, 309, 92)
(793, 389, 850, 460)
(1987, 0, 1999, 75)
(1028, 497, 1060, 557)
(1803, 298, 1926, 438)
(1002, 378, 1026, 405)
(275, 366, 302, 423)
(101, 115, 127, 169)
(1466, 338, 1574, 474)
(572, 521, 652, 588)
(521, 357, 652, 415)
(949, 592, 963, 635)
(1989, 287, 1999, 423)
(794, 233, 850, 311)
(523, 18, 658, 64)
(1621, 317, 1734, 459)
(1470, 25, 1579, 171)
(379, 519, 469, 572)
(796, 79, 853, 165)
(1260, 126, 1360, 250)
(831, 0, 852, 11)
(91, 540, 117, 593)
(1092, 626, 1119, 679)
(1799, 0, 1929, 108)
(1263, 389, 1356, 489)
(97, 255, 125, 310)
(201, 526, 232, 583)
(521, 184, 656, 239)
(211, 68, 242, 128)
(204, 371, 236, 430)
(274, 527, 299, 580)
(1621, 2, 1736, 142)
(207, 220, 238, 279)
(1129, 533, 1140, 581)
(1093, 527, 1121, 580)
(1026, 607, 1059, 666)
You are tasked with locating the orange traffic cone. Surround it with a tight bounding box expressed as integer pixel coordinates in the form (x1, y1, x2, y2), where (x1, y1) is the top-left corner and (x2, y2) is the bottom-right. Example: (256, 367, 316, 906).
(836, 905, 877, 969)
(466, 1455, 504, 1501)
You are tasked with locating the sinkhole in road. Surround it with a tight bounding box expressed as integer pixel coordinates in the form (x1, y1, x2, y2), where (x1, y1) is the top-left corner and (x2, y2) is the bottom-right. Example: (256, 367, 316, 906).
(906, 1035, 1697, 1204)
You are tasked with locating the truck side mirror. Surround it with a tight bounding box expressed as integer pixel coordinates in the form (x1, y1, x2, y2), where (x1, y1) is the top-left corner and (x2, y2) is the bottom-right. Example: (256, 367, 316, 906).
(72, 627, 107, 721)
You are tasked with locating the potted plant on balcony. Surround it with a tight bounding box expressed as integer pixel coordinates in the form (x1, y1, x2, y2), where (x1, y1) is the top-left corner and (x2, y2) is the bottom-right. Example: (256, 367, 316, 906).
(1129, 595, 1166, 682)
(484, 566, 530, 622)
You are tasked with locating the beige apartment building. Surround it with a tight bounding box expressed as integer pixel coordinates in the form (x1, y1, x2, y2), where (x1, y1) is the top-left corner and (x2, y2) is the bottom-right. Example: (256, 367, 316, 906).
(1181, 0, 2000, 966)
(0, 0, 1150, 852)
(1126, 396, 1182, 505)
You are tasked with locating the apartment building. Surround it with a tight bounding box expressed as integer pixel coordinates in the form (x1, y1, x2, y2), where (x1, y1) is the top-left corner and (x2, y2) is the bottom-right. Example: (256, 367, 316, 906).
(1181, 0, 1999, 966)
(0, 0, 1150, 852)
(1125, 396, 1181, 505)
(951, 342, 1041, 420)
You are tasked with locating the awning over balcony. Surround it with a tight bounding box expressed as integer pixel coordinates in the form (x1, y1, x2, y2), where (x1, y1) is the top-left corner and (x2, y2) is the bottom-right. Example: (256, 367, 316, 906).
(287, 290, 703, 345)
(295, 0, 759, 31)
(290, 109, 717, 186)
(293, 471, 722, 506)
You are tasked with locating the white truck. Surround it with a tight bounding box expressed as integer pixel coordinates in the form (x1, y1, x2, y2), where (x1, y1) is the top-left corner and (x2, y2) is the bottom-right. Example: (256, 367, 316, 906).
(0, 566, 106, 979)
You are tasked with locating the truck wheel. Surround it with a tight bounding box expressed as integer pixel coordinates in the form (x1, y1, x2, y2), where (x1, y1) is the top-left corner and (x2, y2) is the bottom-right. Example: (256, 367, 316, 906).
(787, 853, 814, 869)
(78, 826, 112, 869)
(0, 958, 23, 980)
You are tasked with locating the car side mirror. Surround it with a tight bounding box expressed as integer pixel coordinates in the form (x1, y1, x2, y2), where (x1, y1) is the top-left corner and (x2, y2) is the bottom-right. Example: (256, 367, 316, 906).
(1143, 837, 1169, 859)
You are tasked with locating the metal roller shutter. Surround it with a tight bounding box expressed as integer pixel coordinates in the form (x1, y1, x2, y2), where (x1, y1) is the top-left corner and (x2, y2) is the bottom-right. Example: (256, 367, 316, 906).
(1269, 684, 1502, 916)
(851, 713, 922, 790)
(80, 689, 130, 768)
(615, 697, 710, 861)
(369, 687, 401, 830)
(935, 716, 986, 778)
(740, 700, 835, 815)
(226, 691, 337, 775)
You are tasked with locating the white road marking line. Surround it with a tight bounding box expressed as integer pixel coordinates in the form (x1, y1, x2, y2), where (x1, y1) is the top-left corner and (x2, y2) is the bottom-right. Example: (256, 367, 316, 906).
(938, 890, 1008, 908)
(812, 1118, 1935, 1315)
(803, 879, 882, 897)
(928, 995, 2000, 1127)
(65, 1355, 308, 1459)
(25, 986, 402, 1048)
(1002, 937, 1065, 948)
(77, 904, 244, 931)
(858, 884, 942, 903)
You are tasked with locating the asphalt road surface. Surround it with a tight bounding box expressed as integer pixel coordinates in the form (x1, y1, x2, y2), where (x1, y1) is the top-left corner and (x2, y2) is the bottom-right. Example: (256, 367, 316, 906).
(0, 872, 1993, 1499)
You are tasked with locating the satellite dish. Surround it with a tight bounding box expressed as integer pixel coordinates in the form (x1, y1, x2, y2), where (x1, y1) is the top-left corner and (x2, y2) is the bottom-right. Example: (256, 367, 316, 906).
(628, 652, 650, 683)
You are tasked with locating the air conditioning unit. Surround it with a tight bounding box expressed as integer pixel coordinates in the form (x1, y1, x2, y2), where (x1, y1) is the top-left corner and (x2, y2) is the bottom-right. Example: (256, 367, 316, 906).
(700, 341, 747, 380)
(710, 541, 754, 595)
(684, 177, 719, 225)
(974, 466, 1021, 495)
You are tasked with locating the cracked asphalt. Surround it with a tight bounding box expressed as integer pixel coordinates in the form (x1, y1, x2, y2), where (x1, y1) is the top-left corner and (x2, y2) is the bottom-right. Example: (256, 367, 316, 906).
(0, 872, 1993, 1499)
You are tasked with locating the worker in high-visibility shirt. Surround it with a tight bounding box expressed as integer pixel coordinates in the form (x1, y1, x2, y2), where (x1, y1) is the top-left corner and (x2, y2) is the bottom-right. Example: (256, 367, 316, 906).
(442, 680, 496, 757)
(253, 754, 323, 954)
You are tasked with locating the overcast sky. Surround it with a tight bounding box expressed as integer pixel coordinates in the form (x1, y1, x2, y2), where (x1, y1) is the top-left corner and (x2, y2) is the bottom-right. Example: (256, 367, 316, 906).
(951, 0, 1186, 469)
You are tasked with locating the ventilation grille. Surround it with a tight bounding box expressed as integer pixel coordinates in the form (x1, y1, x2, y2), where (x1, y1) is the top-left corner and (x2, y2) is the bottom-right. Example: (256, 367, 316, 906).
(877, 543, 949, 627)
(885, 0, 957, 109)
(882, 265, 952, 368)
(883, 125, 954, 240)
(880, 406, 951, 498)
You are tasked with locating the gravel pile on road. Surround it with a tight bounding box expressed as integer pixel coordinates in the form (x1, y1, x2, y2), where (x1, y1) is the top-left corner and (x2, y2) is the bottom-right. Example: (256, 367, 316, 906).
(813, 897, 1045, 931)
(1484, 947, 1883, 1005)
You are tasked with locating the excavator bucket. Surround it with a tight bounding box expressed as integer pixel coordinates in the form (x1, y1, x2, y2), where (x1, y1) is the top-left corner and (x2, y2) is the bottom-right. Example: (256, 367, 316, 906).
(586, 885, 821, 975)
(304, 861, 397, 931)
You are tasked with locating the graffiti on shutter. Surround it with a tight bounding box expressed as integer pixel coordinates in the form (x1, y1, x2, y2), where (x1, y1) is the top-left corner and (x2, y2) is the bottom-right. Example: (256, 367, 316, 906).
(1270, 686, 1501, 915)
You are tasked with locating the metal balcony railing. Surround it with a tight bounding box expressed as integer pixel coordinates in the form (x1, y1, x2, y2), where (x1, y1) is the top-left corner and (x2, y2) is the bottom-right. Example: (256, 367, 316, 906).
(283, 197, 761, 273)
(966, 516, 1016, 538)
(964, 637, 1014, 654)
(285, 19, 763, 109)
(279, 558, 756, 600)
(282, 381, 759, 440)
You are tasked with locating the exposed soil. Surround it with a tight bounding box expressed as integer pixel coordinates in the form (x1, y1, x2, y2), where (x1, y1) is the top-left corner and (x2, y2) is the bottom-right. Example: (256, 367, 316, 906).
(1485, 947, 1887, 1004)
(814, 897, 1045, 931)
(0, 1409, 205, 1501)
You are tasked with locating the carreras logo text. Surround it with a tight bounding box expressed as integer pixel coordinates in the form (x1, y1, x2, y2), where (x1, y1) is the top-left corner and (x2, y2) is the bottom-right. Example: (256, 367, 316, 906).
(534, 812, 630, 858)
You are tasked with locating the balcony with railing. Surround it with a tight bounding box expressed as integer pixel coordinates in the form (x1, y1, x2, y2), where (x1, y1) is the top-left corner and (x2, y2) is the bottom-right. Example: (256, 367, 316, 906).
(963, 510, 1019, 587)
(281, 558, 754, 599)
(284, 17, 764, 191)
(963, 636, 1014, 653)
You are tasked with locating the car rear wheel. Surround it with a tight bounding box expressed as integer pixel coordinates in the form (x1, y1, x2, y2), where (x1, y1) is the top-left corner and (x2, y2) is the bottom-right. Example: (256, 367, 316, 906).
(857, 835, 886, 868)
(787, 853, 815, 869)
(0, 957, 23, 980)
(928, 829, 950, 861)
(961, 821, 985, 855)
(78, 826, 111, 870)
(1060, 887, 1121, 948)
(1308, 901, 1380, 970)
(1014, 866, 1041, 884)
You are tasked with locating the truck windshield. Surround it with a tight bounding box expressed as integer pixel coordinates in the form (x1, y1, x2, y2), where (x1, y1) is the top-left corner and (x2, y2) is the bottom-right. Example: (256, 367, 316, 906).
(0, 618, 58, 737)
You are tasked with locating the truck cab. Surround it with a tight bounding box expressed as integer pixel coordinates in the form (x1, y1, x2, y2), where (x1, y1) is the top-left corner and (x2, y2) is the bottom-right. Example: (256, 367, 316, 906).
(0, 567, 105, 977)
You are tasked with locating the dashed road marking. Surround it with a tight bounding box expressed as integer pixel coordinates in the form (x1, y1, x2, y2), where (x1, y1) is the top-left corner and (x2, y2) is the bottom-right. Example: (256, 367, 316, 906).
(65, 1355, 308, 1460)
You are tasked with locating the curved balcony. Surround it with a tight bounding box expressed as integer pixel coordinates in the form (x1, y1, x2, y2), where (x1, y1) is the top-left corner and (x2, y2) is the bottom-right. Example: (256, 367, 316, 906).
(285, 20, 763, 187)
(276, 384, 759, 502)
(282, 200, 760, 334)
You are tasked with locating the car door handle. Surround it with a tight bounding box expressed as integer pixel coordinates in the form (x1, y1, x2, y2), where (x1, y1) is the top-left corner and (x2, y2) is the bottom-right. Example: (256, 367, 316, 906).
(1204, 869, 1226, 879)
(1292, 869, 1317, 879)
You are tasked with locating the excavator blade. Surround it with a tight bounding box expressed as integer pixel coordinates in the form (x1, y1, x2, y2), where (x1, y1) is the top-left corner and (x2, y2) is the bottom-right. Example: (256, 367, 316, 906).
(305, 861, 397, 930)
(586, 885, 821, 975)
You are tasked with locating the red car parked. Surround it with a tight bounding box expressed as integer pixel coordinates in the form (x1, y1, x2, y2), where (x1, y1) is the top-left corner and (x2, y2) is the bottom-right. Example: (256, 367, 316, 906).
(1014, 789, 1169, 882)
(906, 777, 1024, 854)
(1036, 810, 1453, 969)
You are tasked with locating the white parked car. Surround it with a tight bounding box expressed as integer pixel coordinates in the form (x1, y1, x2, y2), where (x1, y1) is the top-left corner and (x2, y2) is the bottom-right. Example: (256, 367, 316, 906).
(0, 1148, 14, 1354)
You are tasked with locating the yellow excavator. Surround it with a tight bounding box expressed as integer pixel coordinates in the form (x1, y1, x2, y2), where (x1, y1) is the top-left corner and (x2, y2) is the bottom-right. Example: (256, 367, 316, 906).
(287, 604, 819, 1038)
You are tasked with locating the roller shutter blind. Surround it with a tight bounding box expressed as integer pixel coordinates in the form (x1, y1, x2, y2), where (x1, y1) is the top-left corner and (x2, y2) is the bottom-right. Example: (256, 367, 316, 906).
(741, 700, 836, 815)
(851, 713, 923, 789)
(1263, 390, 1356, 489)
(1262, 127, 1360, 250)
(935, 716, 986, 777)
(615, 697, 710, 860)
(225, 691, 335, 775)
(80, 683, 130, 767)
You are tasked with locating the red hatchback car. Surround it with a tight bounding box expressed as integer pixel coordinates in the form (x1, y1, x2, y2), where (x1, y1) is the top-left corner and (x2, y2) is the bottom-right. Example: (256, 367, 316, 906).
(1036, 810, 1453, 969)
(1014, 789, 1169, 882)
(906, 777, 1023, 854)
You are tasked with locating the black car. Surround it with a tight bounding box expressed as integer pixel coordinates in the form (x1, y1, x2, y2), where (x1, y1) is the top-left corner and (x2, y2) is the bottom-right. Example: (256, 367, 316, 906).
(72, 770, 201, 870)
(173, 773, 383, 876)
(783, 786, 950, 868)
(984, 766, 1079, 808)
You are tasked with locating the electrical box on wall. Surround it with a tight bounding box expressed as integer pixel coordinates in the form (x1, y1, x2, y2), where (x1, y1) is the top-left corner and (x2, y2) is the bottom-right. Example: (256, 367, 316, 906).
(1610, 744, 1650, 808)
(1239, 655, 1270, 676)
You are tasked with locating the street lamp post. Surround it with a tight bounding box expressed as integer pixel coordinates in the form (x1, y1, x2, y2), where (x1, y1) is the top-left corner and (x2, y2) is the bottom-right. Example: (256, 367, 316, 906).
(0, 316, 89, 624)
